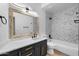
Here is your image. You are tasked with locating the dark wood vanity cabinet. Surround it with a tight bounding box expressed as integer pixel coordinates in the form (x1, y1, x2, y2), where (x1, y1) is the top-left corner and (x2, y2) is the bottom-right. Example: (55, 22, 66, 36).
(0, 40, 47, 56)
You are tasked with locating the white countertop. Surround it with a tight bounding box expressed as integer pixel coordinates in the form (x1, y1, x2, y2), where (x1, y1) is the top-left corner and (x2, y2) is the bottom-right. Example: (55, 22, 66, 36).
(0, 37, 47, 54)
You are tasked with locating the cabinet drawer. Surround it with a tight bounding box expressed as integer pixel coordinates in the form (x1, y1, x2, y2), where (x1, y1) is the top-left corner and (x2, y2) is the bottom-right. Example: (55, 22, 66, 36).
(21, 46, 32, 53)
(20, 46, 33, 56)
(21, 50, 33, 56)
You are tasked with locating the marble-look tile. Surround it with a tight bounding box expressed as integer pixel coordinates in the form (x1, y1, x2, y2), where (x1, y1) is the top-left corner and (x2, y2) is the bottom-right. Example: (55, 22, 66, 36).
(52, 6, 78, 44)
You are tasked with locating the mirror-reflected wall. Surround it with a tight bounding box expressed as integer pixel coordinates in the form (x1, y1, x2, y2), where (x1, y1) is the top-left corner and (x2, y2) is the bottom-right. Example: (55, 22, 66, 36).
(13, 12, 33, 35)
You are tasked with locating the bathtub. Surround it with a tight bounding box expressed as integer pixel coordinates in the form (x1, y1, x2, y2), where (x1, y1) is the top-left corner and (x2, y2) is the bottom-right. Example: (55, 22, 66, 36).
(47, 39, 78, 56)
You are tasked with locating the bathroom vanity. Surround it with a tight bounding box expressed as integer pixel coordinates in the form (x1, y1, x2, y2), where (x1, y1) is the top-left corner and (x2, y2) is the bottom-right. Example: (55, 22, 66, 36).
(0, 39, 47, 56)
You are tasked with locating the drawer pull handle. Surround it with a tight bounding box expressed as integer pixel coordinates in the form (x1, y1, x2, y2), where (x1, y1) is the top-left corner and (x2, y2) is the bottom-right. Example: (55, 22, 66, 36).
(25, 47, 32, 51)
(26, 53, 32, 56)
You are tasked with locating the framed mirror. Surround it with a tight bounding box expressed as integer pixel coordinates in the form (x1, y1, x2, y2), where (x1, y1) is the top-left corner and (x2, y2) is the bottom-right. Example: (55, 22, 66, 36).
(9, 4, 39, 39)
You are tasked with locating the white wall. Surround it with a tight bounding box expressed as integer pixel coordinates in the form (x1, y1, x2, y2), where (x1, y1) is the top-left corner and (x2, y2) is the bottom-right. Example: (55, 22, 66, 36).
(0, 3, 9, 47)
(46, 12, 52, 38)
(38, 9, 46, 35)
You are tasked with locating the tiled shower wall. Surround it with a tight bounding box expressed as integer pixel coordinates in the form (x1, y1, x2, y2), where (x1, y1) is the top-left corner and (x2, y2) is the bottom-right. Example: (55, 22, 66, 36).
(52, 6, 79, 44)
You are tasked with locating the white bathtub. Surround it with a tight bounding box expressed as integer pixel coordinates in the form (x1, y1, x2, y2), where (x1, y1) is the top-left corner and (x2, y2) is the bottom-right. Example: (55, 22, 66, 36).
(47, 39, 78, 56)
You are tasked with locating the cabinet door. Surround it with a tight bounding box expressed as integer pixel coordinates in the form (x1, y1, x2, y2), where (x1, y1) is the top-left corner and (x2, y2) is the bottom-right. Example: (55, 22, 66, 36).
(34, 43, 41, 56)
(40, 40, 47, 56)
(41, 44, 47, 56)
(34, 40, 47, 56)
